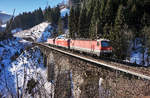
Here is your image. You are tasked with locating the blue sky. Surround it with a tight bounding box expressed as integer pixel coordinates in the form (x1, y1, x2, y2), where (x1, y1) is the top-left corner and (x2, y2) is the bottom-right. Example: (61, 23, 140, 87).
(0, 0, 65, 15)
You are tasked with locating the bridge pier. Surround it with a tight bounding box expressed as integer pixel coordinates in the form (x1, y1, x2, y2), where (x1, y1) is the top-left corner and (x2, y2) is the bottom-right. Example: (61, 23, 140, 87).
(47, 52, 55, 82)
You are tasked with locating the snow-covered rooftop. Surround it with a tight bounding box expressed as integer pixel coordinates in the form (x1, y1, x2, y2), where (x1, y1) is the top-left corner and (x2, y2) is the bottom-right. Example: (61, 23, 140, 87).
(60, 8, 70, 17)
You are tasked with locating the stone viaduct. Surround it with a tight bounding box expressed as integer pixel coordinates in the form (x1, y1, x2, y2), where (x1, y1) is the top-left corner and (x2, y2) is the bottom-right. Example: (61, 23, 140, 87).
(36, 44, 150, 98)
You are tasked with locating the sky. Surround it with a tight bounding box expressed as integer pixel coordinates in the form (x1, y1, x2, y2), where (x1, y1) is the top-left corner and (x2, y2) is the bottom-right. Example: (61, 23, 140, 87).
(0, 0, 65, 16)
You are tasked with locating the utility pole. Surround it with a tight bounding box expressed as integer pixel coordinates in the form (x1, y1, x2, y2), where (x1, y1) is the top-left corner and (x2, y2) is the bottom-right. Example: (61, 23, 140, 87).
(96, 21, 98, 39)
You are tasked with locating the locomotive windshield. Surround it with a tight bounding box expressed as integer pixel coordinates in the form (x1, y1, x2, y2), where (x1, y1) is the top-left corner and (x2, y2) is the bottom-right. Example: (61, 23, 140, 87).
(101, 41, 110, 47)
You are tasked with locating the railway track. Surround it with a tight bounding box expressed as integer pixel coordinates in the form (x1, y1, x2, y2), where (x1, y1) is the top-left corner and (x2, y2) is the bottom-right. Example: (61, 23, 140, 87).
(33, 42, 150, 80)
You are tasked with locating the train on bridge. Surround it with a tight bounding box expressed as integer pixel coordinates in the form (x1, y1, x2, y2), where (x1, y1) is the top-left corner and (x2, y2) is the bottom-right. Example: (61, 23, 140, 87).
(47, 38, 112, 57)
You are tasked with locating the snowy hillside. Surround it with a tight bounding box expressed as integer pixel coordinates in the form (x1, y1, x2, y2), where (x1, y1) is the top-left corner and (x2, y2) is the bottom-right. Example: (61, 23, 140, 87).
(0, 43, 52, 97)
(0, 38, 29, 96)
(14, 22, 52, 42)
(60, 8, 70, 17)
(10, 47, 51, 97)
(0, 38, 28, 67)
(0, 21, 53, 97)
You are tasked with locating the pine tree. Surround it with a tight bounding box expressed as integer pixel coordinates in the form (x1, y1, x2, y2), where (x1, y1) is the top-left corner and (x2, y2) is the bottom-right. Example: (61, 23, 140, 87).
(53, 6, 60, 25)
(142, 26, 150, 65)
(141, 12, 150, 27)
(73, 6, 80, 38)
(110, 5, 128, 59)
(37, 8, 44, 23)
(104, 0, 114, 25)
(103, 23, 111, 35)
(86, 0, 96, 34)
(89, 0, 102, 39)
(58, 17, 64, 36)
(63, 13, 68, 28)
(141, 11, 150, 65)
(99, 0, 107, 26)
(44, 6, 52, 22)
(44, 6, 60, 25)
(69, 7, 75, 38)
(78, 6, 88, 38)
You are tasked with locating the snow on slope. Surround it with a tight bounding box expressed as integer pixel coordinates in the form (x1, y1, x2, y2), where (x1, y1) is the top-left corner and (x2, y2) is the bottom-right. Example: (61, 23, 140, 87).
(10, 47, 51, 97)
(11, 28, 22, 34)
(130, 38, 150, 66)
(0, 38, 28, 67)
(0, 21, 53, 97)
(0, 41, 52, 97)
(14, 22, 52, 42)
(60, 8, 70, 17)
(1, 24, 6, 28)
(0, 38, 30, 96)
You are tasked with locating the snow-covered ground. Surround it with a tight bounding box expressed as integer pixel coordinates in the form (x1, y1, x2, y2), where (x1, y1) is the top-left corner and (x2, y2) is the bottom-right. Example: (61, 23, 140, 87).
(0, 24, 6, 32)
(130, 38, 150, 66)
(0, 38, 27, 67)
(10, 47, 51, 97)
(0, 37, 29, 96)
(1, 24, 6, 28)
(14, 22, 52, 42)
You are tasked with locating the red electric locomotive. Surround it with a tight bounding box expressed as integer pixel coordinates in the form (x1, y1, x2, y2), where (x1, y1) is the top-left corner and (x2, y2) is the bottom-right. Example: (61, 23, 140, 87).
(47, 38, 112, 57)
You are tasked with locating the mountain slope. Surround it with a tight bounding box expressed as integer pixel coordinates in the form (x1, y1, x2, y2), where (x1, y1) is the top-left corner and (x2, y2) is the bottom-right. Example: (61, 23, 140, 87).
(14, 22, 52, 42)
(0, 21, 53, 97)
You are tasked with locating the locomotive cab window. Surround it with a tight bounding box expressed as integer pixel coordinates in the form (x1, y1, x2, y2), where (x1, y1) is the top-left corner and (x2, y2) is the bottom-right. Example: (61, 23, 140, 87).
(101, 41, 110, 47)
